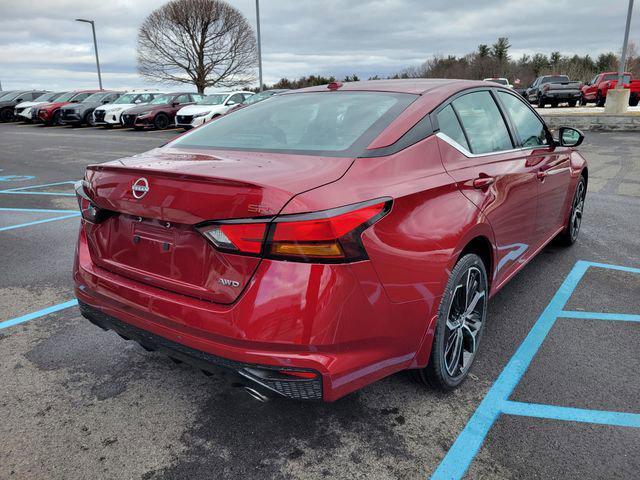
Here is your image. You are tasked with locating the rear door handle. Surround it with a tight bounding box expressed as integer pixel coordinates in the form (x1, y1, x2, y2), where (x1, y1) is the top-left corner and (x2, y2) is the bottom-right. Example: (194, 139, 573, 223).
(473, 176, 495, 189)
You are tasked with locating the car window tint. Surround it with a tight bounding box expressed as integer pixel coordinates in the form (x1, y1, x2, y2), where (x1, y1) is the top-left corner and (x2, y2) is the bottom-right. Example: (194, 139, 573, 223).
(175, 94, 190, 104)
(228, 93, 244, 104)
(72, 93, 91, 102)
(452, 91, 513, 154)
(436, 104, 469, 150)
(497, 91, 548, 147)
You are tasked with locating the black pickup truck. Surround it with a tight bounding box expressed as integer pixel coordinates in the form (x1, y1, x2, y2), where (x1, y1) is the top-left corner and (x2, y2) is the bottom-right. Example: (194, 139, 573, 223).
(524, 75, 582, 108)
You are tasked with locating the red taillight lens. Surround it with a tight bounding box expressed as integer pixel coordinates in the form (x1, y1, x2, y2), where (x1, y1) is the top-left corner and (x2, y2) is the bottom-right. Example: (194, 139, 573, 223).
(197, 198, 391, 263)
(268, 201, 388, 261)
(200, 222, 267, 254)
(75, 181, 113, 224)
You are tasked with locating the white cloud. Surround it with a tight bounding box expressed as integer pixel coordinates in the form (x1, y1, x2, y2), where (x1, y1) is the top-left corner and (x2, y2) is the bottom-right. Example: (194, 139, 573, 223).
(0, 0, 636, 91)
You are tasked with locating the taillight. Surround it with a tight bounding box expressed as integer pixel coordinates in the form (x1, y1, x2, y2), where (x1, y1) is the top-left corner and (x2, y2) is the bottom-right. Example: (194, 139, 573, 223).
(197, 198, 391, 263)
(74, 180, 113, 224)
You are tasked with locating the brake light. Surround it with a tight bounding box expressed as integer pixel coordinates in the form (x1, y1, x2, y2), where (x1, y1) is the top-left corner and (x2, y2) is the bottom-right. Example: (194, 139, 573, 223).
(197, 198, 391, 263)
(74, 181, 113, 224)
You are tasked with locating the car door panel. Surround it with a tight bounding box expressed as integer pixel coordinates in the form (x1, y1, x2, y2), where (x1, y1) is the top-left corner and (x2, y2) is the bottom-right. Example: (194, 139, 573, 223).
(438, 138, 538, 286)
(529, 147, 573, 241)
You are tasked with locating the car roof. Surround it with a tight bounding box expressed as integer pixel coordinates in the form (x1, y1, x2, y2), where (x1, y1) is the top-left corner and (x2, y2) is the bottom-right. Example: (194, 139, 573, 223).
(293, 79, 489, 96)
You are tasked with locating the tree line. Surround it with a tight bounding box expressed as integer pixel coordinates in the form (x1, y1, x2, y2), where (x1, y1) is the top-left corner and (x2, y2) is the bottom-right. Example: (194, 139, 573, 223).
(263, 38, 639, 90)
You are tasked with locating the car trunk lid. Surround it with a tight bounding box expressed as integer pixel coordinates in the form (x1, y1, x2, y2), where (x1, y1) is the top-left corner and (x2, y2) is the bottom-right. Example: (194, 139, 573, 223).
(82, 147, 352, 304)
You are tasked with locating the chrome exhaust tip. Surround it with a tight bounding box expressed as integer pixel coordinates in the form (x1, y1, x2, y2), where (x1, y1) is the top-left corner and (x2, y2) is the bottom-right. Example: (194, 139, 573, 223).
(243, 386, 270, 403)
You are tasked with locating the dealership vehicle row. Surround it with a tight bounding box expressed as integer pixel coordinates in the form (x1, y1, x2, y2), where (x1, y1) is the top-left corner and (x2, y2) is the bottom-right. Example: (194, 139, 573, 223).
(0, 88, 287, 131)
(1, 69, 639, 133)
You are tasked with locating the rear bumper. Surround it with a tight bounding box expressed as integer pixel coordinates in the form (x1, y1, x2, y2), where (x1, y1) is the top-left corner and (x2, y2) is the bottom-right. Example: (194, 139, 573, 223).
(78, 301, 323, 400)
(74, 226, 428, 401)
(542, 91, 582, 100)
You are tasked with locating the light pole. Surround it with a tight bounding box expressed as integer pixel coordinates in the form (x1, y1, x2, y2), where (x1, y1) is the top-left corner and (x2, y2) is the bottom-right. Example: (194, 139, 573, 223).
(255, 0, 263, 91)
(616, 0, 634, 89)
(75, 18, 103, 90)
(605, 0, 634, 113)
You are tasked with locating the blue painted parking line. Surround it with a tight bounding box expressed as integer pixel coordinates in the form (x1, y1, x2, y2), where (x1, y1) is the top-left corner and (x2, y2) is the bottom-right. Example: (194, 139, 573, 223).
(431, 260, 640, 480)
(0, 180, 77, 197)
(501, 401, 640, 429)
(0, 212, 80, 232)
(0, 299, 78, 330)
(0, 207, 78, 214)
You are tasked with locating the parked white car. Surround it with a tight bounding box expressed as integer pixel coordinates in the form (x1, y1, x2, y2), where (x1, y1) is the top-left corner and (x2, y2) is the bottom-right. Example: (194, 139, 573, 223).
(483, 77, 514, 88)
(93, 90, 164, 127)
(15, 91, 66, 122)
(175, 91, 254, 130)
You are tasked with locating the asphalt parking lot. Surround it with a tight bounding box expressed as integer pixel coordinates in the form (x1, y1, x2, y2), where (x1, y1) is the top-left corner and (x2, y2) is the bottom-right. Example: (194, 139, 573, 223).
(0, 122, 638, 480)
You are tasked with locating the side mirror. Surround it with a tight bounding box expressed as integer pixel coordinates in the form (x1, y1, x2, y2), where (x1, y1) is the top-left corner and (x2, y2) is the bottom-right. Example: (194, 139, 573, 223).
(16, 98, 23, 103)
(226, 100, 236, 106)
(135, 99, 142, 104)
(172, 101, 180, 107)
(102, 99, 110, 104)
(558, 127, 584, 147)
(71, 100, 79, 103)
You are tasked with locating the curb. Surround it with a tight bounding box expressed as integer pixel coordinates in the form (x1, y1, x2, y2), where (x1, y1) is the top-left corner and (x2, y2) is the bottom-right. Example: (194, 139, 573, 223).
(541, 114, 640, 132)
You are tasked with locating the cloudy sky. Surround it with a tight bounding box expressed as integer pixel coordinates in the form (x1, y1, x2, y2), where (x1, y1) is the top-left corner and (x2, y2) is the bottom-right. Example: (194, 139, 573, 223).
(0, 0, 636, 92)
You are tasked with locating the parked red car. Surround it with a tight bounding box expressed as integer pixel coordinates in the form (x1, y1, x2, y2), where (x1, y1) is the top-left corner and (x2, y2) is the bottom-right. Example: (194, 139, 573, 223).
(581, 72, 640, 106)
(36, 90, 101, 126)
(120, 92, 203, 130)
(75, 80, 588, 401)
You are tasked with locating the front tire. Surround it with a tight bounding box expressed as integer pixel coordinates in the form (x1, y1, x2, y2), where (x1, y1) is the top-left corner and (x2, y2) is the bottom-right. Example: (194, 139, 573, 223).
(596, 91, 605, 107)
(154, 113, 169, 130)
(0, 108, 14, 122)
(415, 253, 488, 390)
(557, 176, 586, 246)
(51, 110, 62, 126)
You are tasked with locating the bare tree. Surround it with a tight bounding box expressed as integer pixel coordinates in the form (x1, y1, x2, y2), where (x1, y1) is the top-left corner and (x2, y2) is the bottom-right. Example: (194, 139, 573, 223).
(137, 0, 257, 93)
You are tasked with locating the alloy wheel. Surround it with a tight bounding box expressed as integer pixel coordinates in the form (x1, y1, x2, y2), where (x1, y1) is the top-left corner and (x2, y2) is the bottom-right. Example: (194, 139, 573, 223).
(443, 266, 486, 377)
(570, 180, 585, 241)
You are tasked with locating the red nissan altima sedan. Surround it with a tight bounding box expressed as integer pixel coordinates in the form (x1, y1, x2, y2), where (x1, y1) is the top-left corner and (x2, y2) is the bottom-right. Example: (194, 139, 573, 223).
(74, 79, 587, 401)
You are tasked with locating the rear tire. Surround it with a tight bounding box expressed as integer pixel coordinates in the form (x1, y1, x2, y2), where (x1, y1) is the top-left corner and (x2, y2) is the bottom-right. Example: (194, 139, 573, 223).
(567, 100, 577, 108)
(154, 113, 169, 130)
(556, 176, 586, 246)
(580, 94, 587, 106)
(415, 253, 488, 390)
(630, 96, 639, 107)
(595, 91, 605, 107)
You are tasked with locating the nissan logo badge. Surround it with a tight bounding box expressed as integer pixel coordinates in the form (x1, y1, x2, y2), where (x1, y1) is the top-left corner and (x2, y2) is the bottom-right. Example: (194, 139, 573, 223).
(132, 177, 149, 199)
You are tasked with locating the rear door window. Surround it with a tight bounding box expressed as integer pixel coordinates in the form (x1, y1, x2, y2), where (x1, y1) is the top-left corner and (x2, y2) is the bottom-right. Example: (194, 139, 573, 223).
(436, 104, 469, 151)
(496, 91, 548, 147)
(452, 91, 513, 154)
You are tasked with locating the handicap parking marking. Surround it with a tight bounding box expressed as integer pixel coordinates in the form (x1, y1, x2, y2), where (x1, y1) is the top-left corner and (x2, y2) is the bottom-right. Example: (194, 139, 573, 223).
(0, 180, 77, 197)
(431, 260, 640, 480)
(0, 207, 80, 232)
(0, 299, 78, 330)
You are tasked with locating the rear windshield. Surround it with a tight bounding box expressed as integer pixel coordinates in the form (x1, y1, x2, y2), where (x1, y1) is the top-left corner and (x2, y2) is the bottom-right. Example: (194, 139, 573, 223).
(169, 91, 416, 156)
(541, 76, 570, 84)
(603, 73, 631, 83)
